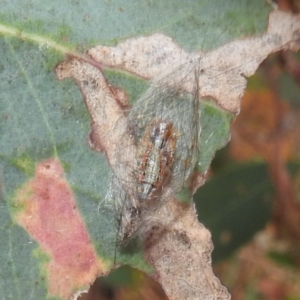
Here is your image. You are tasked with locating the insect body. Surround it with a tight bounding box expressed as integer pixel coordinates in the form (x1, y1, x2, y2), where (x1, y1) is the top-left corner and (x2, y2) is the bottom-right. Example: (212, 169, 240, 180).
(114, 119, 178, 244)
(110, 60, 201, 245)
(137, 120, 177, 201)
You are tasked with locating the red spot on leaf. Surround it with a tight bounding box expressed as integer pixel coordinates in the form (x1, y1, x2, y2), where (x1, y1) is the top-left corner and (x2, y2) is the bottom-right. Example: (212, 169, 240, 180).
(14, 158, 106, 299)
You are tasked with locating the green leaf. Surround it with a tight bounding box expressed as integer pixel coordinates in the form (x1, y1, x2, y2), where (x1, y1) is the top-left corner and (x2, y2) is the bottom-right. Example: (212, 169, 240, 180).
(0, 0, 271, 299)
(194, 163, 273, 262)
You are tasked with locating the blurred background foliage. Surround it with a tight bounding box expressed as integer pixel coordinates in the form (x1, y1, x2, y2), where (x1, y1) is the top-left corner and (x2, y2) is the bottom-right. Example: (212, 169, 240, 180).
(82, 2, 300, 300)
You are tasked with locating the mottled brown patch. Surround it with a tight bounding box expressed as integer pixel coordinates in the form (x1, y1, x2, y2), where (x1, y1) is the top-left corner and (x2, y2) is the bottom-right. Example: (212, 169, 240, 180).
(144, 201, 230, 300)
(14, 158, 106, 299)
(55, 59, 133, 170)
(88, 10, 300, 114)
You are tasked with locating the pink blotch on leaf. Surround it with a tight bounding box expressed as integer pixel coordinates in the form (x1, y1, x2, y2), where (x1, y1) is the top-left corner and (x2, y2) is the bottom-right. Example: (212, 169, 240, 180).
(14, 158, 106, 299)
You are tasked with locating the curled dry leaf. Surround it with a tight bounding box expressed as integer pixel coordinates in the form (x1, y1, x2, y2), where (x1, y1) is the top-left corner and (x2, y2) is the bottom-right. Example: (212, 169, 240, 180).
(55, 9, 300, 300)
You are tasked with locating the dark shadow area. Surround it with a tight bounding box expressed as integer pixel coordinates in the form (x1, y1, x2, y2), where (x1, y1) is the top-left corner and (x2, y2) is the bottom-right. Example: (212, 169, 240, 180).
(79, 265, 169, 300)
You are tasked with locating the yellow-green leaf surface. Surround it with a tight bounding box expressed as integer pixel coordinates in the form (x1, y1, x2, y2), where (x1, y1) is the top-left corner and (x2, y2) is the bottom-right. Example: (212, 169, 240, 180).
(0, 1, 270, 299)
